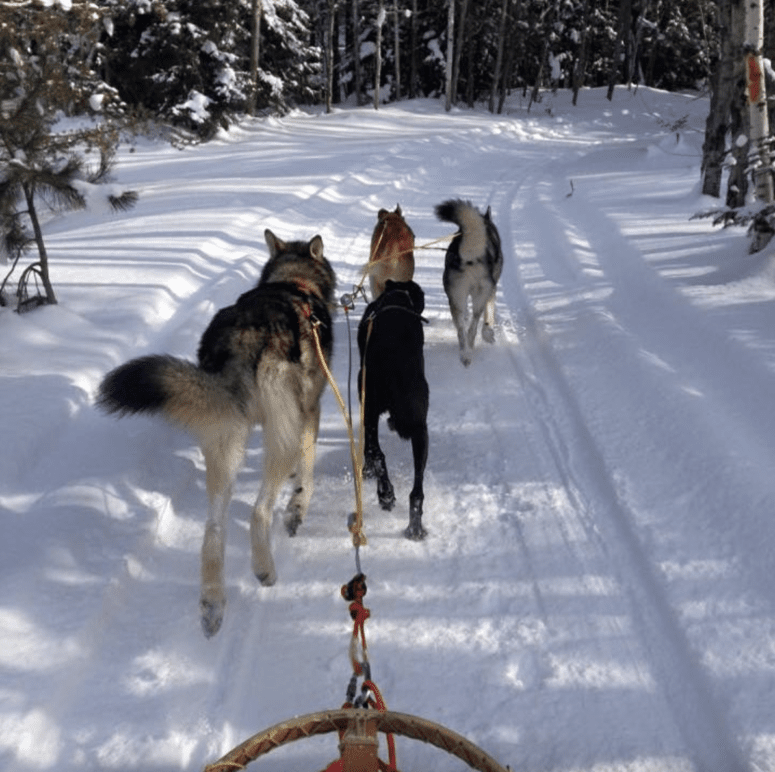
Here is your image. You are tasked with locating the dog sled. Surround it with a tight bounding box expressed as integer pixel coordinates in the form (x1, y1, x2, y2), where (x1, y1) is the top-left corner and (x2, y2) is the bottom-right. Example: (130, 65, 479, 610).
(203, 569, 510, 772)
(203, 707, 509, 772)
(202, 213, 509, 772)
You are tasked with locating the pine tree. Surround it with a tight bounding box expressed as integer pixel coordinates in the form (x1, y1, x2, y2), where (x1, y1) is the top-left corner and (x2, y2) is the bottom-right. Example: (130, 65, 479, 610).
(0, 2, 136, 311)
(100, 0, 322, 135)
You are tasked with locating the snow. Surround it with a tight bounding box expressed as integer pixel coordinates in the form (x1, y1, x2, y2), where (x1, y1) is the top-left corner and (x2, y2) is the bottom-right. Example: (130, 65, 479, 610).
(173, 91, 212, 124)
(2, 86, 775, 772)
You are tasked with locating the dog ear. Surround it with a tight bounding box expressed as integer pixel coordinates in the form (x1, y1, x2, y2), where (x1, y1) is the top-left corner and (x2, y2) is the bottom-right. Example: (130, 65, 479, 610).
(308, 235, 325, 261)
(264, 229, 284, 257)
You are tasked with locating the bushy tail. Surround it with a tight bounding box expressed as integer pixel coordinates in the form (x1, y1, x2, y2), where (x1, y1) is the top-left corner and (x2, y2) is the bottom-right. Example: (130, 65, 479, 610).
(435, 199, 487, 260)
(97, 354, 243, 429)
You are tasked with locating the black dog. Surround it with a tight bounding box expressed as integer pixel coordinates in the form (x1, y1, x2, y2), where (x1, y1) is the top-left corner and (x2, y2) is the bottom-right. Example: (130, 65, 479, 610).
(357, 280, 429, 540)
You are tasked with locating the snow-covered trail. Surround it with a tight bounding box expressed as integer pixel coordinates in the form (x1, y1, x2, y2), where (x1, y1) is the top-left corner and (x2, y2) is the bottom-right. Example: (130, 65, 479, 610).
(497, 128, 775, 770)
(3, 89, 775, 772)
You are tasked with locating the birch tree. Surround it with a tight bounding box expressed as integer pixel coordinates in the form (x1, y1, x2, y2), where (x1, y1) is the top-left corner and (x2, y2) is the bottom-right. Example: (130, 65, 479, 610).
(393, 0, 402, 101)
(408, 0, 418, 98)
(489, 0, 510, 113)
(325, 0, 338, 113)
(744, 0, 773, 203)
(444, 0, 455, 112)
(351, 0, 363, 105)
(247, 0, 263, 115)
(374, 0, 385, 108)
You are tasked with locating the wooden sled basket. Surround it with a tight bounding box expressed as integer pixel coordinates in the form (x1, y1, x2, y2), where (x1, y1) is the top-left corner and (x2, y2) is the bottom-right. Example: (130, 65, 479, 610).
(203, 707, 510, 772)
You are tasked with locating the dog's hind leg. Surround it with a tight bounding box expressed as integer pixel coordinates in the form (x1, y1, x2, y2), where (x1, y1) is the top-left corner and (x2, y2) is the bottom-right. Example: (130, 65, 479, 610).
(467, 307, 484, 352)
(481, 291, 497, 344)
(284, 404, 320, 536)
(446, 282, 473, 366)
(250, 404, 303, 586)
(467, 282, 495, 351)
(363, 407, 396, 511)
(405, 425, 428, 540)
(200, 426, 249, 638)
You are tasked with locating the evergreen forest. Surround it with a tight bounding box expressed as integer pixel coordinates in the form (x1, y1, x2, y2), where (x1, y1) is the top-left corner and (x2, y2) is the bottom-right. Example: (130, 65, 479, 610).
(1, 0, 726, 138)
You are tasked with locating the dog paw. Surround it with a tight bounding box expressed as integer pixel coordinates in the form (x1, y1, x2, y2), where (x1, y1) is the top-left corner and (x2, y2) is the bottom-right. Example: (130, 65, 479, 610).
(200, 597, 225, 638)
(378, 483, 396, 511)
(285, 510, 303, 537)
(378, 494, 396, 511)
(252, 541, 277, 586)
(255, 567, 277, 587)
(404, 521, 427, 541)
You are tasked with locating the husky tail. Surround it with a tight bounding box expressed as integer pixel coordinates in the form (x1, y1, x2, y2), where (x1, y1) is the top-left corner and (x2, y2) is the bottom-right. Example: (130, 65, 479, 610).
(435, 198, 489, 261)
(97, 354, 243, 430)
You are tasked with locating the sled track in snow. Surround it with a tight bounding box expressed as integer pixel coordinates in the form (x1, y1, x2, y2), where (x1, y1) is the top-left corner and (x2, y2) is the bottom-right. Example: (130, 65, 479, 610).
(492, 173, 749, 772)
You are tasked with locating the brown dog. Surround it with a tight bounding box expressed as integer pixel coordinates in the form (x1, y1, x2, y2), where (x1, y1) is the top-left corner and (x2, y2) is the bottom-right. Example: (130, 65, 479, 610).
(367, 205, 415, 299)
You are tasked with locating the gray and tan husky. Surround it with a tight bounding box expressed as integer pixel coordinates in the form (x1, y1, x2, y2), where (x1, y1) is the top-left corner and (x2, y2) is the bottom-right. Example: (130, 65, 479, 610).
(436, 199, 503, 366)
(97, 229, 336, 637)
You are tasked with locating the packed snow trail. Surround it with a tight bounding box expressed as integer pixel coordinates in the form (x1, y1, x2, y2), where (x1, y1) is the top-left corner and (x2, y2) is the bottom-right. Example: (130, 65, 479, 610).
(3, 90, 775, 772)
(495, 170, 749, 772)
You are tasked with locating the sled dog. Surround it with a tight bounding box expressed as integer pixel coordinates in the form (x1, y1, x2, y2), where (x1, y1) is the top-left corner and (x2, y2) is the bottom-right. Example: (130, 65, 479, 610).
(358, 279, 429, 540)
(367, 204, 415, 299)
(97, 230, 336, 637)
(435, 199, 503, 366)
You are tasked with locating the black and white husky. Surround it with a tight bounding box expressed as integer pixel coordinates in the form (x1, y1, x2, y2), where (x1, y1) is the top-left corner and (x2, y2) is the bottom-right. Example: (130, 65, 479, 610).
(97, 230, 336, 637)
(435, 199, 504, 366)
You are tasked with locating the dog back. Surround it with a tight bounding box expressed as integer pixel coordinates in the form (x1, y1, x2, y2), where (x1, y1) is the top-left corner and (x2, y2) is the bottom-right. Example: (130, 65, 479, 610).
(369, 206, 415, 298)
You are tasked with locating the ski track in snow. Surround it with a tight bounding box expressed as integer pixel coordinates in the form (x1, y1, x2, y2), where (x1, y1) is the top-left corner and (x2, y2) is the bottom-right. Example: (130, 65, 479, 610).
(3, 90, 775, 772)
(499, 169, 748, 772)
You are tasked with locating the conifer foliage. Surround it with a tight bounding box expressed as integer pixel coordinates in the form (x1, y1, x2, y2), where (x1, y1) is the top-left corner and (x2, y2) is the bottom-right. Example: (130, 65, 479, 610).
(101, 0, 321, 135)
(1, 1, 136, 311)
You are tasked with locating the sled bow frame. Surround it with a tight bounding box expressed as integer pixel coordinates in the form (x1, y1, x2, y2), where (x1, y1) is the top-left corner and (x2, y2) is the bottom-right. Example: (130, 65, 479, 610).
(203, 708, 509, 772)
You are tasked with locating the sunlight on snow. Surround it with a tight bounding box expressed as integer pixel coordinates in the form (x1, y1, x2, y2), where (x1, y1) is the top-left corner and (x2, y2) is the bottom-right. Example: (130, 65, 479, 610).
(546, 652, 657, 692)
(123, 649, 213, 696)
(2, 709, 62, 768)
(0, 609, 83, 671)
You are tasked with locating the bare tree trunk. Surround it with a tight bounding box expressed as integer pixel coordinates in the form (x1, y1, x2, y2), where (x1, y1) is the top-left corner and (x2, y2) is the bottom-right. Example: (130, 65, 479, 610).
(325, 1, 337, 113)
(444, 0, 455, 112)
(607, 0, 632, 101)
(572, 0, 591, 105)
(247, 0, 263, 115)
(374, 0, 384, 109)
(23, 184, 57, 305)
(409, 0, 418, 98)
(701, 0, 735, 197)
(628, 0, 651, 89)
(745, 0, 773, 203)
(352, 0, 363, 105)
(451, 0, 469, 106)
(393, 0, 401, 101)
(489, 0, 509, 113)
(497, 6, 518, 113)
(726, 0, 747, 208)
(529, 3, 553, 112)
